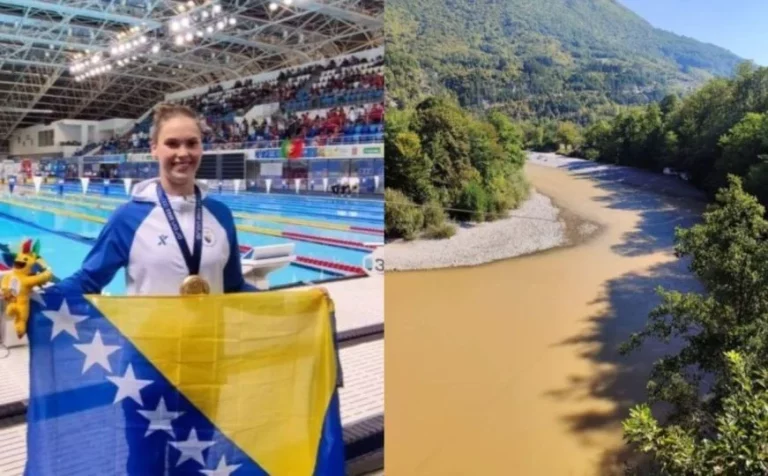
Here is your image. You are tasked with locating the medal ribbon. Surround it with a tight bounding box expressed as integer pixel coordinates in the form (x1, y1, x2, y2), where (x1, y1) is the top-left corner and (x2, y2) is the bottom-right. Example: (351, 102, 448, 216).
(157, 184, 203, 276)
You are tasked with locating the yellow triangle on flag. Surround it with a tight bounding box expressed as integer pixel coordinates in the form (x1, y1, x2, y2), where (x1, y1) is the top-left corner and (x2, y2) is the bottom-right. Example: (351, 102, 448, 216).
(88, 289, 338, 476)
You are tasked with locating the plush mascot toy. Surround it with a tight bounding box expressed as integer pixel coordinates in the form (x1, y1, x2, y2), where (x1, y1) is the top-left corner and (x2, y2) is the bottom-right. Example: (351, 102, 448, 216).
(0, 239, 53, 338)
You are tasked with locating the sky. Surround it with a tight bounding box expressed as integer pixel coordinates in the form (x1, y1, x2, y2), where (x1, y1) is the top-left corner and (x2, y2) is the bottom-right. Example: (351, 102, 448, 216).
(618, 0, 768, 66)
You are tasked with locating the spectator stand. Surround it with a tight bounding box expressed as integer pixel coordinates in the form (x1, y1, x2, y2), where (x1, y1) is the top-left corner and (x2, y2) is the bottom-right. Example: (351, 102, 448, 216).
(70, 48, 384, 159)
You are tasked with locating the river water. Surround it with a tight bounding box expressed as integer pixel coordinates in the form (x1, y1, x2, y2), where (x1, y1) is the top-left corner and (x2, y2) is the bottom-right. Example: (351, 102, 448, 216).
(384, 158, 704, 475)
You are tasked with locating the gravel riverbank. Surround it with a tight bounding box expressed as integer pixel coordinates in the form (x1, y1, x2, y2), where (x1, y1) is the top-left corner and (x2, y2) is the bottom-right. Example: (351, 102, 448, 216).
(376, 190, 577, 271)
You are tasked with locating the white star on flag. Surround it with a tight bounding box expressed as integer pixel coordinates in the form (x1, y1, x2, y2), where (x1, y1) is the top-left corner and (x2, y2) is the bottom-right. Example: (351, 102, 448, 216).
(136, 397, 184, 437)
(30, 289, 47, 307)
(169, 428, 215, 467)
(106, 364, 153, 405)
(73, 330, 121, 374)
(199, 456, 241, 475)
(41, 299, 88, 340)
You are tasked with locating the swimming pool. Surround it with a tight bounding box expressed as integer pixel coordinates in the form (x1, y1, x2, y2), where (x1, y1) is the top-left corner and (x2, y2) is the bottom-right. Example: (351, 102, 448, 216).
(0, 187, 382, 293)
(39, 183, 385, 226)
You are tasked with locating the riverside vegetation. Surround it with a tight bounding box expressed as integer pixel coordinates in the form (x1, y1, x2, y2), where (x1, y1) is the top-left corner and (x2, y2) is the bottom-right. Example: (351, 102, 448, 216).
(384, 97, 529, 241)
(546, 64, 768, 474)
(622, 176, 768, 475)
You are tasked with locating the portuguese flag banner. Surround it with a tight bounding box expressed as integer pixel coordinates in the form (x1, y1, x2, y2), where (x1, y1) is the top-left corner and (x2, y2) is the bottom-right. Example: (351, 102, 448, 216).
(280, 138, 305, 160)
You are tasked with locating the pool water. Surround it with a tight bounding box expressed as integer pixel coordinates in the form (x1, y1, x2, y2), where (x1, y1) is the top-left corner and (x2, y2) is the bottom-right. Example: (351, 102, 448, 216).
(0, 188, 382, 293)
(20, 195, 380, 243)
(39, 183, 385, 225)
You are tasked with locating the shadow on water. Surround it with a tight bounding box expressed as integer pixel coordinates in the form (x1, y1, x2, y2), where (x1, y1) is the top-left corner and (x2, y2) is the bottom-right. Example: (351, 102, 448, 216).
(556, 160, 706, 257)
(541, 156, 708, 473)
(547, 259, 702, 473)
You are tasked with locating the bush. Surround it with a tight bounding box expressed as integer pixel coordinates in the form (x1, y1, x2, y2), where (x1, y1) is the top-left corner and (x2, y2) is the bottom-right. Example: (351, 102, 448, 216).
(454, 180, 489, 222)
(506, 172, 531, 209)
(422, 201, 447, 227)
(385, 188, 424, 240)
(423, 222, 457, 239)
(583, 148, 600, 161)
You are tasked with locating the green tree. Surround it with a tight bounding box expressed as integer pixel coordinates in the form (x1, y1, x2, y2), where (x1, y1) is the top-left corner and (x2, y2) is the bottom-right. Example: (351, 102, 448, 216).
(487, 111, 526, 168)
(384, 108, 435, 204)
(659, 94, 680, 118)
(624, 351, 768, 476)
(622, 176, 768, 433)
(745, 156, 768, 207)
(583, 119, 613, 161)
(714, 112, 768, 191)
(556, 121, 582, 152)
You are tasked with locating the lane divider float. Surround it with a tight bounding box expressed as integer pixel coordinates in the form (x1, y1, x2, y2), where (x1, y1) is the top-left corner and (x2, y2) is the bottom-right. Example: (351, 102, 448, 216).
(0, 197, 377, 254)
(20, 188, 384, 235)
(238, 244, 364, 277)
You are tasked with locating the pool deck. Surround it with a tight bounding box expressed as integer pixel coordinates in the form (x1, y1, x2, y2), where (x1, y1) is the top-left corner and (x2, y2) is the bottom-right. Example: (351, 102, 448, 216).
(0, 274, 383, 476)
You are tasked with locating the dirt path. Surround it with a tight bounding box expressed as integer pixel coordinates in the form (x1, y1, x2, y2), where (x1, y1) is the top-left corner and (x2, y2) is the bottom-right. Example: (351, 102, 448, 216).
(384, 159, 705, 475)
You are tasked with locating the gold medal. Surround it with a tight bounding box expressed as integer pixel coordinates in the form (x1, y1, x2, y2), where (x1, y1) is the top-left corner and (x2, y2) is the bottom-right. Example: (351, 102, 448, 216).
(180, 275, 210, 295)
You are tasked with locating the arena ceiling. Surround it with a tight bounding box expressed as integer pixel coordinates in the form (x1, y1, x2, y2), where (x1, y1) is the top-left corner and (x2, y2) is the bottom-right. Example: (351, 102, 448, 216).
(0, 0, 383, 141)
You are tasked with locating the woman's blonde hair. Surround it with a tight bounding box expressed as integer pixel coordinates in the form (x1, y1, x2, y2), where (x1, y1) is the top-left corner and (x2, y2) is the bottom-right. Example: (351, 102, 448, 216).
(150, 102, 203, 143)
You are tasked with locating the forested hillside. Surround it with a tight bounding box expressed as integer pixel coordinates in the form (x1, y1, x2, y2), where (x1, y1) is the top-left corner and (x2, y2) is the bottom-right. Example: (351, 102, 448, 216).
(386, 0, 743, 123)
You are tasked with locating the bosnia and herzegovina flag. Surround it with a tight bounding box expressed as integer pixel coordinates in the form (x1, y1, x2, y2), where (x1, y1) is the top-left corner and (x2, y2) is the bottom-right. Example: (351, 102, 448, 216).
(25, 287, 344, 475)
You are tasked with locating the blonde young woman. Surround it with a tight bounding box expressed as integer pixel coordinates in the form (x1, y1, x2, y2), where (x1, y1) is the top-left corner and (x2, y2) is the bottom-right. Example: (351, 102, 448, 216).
(60, 103, 257, 295)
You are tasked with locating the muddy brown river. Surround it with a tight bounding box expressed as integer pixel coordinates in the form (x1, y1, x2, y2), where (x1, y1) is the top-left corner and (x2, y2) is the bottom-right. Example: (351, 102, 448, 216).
(384, 160, 704, 475)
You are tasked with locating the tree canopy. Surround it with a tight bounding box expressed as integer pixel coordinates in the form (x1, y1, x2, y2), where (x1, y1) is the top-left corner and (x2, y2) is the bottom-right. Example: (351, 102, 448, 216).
(384, 96, 529, 239)
(579, 64, 768, 207)
(622, 176, 768, 474)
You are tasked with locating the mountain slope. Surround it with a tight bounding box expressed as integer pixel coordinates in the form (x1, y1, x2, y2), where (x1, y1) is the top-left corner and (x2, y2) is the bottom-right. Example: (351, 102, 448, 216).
(386, 0, 744, 122)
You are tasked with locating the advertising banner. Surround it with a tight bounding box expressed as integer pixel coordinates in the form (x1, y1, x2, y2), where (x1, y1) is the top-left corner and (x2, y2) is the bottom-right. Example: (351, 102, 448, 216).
(127, 153, 154, 163)
(248, 143, 383, 161)
(317, 144, 383, 159)
(82, 154, 125, 164)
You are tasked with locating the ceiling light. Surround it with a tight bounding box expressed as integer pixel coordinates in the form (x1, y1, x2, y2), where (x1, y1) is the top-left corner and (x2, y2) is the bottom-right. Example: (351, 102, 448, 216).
(151, 44, 160, 53)
(206, 25, 214, 34)
(213, 4, 221, 13)
(187, 0, 194, 7)
(181, 17, 191, 28)
(196, 30, 204, 37)
(269, 2, 278, 11)
(185, 32, 193, 41)
(175, 35, 184, 45)
(201, 11, 209, 19)
(284, 0, 293, 5)
(228, 17, 236, 25)
(140, 36, 147, 43)
(216, 20, 225, 29)
(170, 21, 180, 32)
